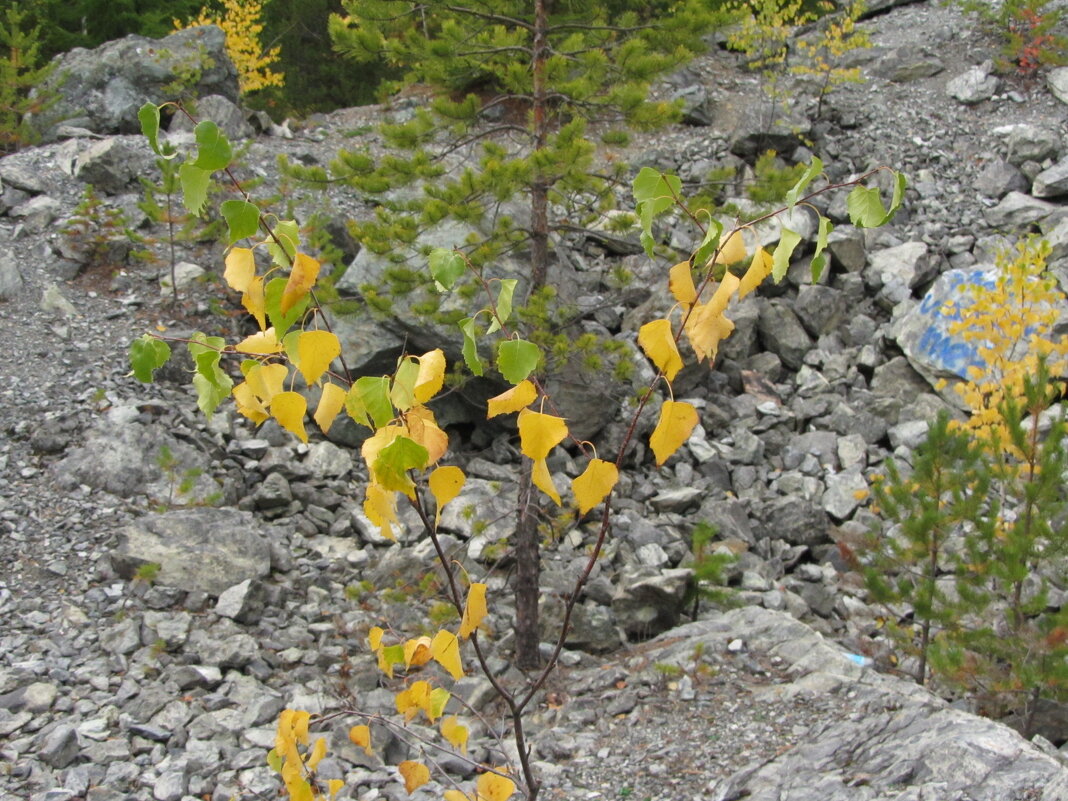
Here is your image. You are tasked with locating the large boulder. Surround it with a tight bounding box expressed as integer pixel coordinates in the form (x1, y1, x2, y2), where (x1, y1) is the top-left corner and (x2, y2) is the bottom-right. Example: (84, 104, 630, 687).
(31, 26, 239, 140)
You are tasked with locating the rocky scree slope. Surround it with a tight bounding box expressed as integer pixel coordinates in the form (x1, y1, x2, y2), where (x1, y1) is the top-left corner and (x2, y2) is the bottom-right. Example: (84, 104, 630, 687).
(4, 1, 1068, 800)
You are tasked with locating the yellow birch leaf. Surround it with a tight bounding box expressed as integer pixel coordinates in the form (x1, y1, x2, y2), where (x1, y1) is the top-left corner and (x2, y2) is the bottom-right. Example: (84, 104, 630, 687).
(327, 779, 344, 798)
(233, 381, 269, 424)
(348, 725, 373, 756)
(431, 629, 463, 680)
(364, 483, 398, 542)
(290, 709, 311, 745)
(307, 737, 327, 770)
(650, 400, 699, 466)
(637, 319, 683, 382)
(281, 252, 320, 315)
(739, 248, 773, 299)
(242, 275, 267, 330)
(517, 409, 568, 460)
(398, 761, 430, 794)
(708, 272, 740, 318)
(270, 391, 308, 443)
(440, 716, 469, 754)
(429, 687, 450, 721)
(713, 229, 747, 266)
(459, 582, 487, 639)
(395, 681, 430, 721)
(368, 626, 384, 652)
(444, 792, 474, 801)
(297, 330, 341, 385)
(236, 327, 283, 354)
(246, 362, 287, 403)
(407, 406, 448, 465)
(404, 636, 433, 668)
(532, 457, 561, 505)
(668, 260, 698, 308)
(476, 772, 516, 801)
(224, 246, 255, 292)
(314, 382, 347, 433)
(429, 465, 466, 526)
(571, 458, 619, 515)
(414, 348, 446, 404)
(684, 302, 734, 363)
(287, 777, 314, 801)
(487, 380, 537, 418)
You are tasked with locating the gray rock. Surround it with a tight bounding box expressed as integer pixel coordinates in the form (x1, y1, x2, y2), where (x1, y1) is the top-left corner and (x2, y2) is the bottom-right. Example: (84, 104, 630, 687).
(757, 300, 813, 370)
(983, 191, 1058, 229)
(671, 84, 714, 126)
(73, 136, 154, 195)
(111, 508, 271, 596)
(10, 195, 61, 232)
(974, 159, 1029, 198)
(1047, 66, 1068, 105)
(612, 568, 692, 638)
(0, 682, 57, 713)
(873, 47, 944, 81)
(253, 471, 292, 510)
(650, 486, 702, 513)
(100, 617, 140, 655)
(38, 724, 80, 769)
(889, 418, 931, 449)
(0, 251, 23, 299)
(304, 441, 353, 478)
(32, 26, 239, 139)
(946, 63, 998, 104)
(759, 496, 831, 547)
(869, 355, 931, 407)
(826, 227, 867, 273)
(793, 285, 847, 337)
(995, 123, 1062, 166)
(1033, 158, 1068, 198)
(821, 470, 868, 520)
(158, 261, 205, 296)
(865, 240, 933, 304)
(214, 579, 267, 624)
(169, 94, 253, 140)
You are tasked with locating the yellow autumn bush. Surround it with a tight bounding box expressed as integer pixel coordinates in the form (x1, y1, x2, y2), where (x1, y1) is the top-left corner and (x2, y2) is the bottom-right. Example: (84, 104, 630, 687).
(177, 0, 283, 94)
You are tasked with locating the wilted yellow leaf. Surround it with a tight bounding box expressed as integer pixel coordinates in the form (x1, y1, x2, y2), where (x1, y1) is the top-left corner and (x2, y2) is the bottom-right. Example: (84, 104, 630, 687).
(476, 772, 517, 801)
(708, 272, 740, 318)
(281, 252, 320, 315)
(314, 383, 347, 433)
(297, 330, 341, 385)
(407, 406, 448, 465)
(532, 457, 561, 505)
(327, 778, 344, 798)
(713, 229, 747, 266)
(440, 716, 469, 754)
(487, 380, 537, 418)
(650, 400, 699, 466)
(571, 458, 619, 515)
(414, 348, 446, 404)
(242, 275, 266, 330)
(459, 582, 487, 639)
(236, 327, 283, 354)
(429, 465, 466, 526)
(431, 629, 463, 680)
(739, 248, 773, 298)
(404, 636, 433, 669)
(637, 319, 683, 382)
(307, 737, 327, 770)
(684, 302, 735, 363)
(224, 246, 255, 292)
(668, 260, 698, 308)
(517, 409, 568, 461)
(233, 381, 269, 424)
(364, 483, 398, 542)
(395, 681, 431, 722)
(270, 391, 308, 443)
(398, 761, 430, 794)
(348, 725, 373, 756)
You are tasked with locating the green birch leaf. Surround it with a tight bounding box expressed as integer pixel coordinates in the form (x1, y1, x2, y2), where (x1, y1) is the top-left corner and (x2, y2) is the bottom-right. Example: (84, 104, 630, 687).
(772, 227, 802, 283)
(354, 376, 393, 428)
(129, 335, 171, 382)
(487, 279, 517, 334)
(497, 338, 540, 384)
(264, 277, 308, 336)
(887, 171, 908, 221)
(632, 167, 681, 204)
(193, 120, 232, 171)
(179, 163, 209, 216)
(459, 317, 483, 376)
(192, 371, 232, 419)
(847, 185, 887, 228)
(692, 218, 723, 267)
(138, 103, 177, 158)
(221, 199, 260, 244)
(374, 436, 429, 494)
(810, 215, 833, 283)
(784, 156, 823, 208)
(429, 248, 465, 291)
(267, 220, 299, 268)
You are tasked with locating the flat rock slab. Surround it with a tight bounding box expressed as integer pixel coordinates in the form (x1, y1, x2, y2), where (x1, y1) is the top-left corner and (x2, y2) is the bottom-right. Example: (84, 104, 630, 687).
(111, 508, 271, 596)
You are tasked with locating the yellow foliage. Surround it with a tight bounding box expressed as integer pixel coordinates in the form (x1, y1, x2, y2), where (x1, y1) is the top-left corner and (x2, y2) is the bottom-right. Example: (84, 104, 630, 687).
(177, 0, 284, 95)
